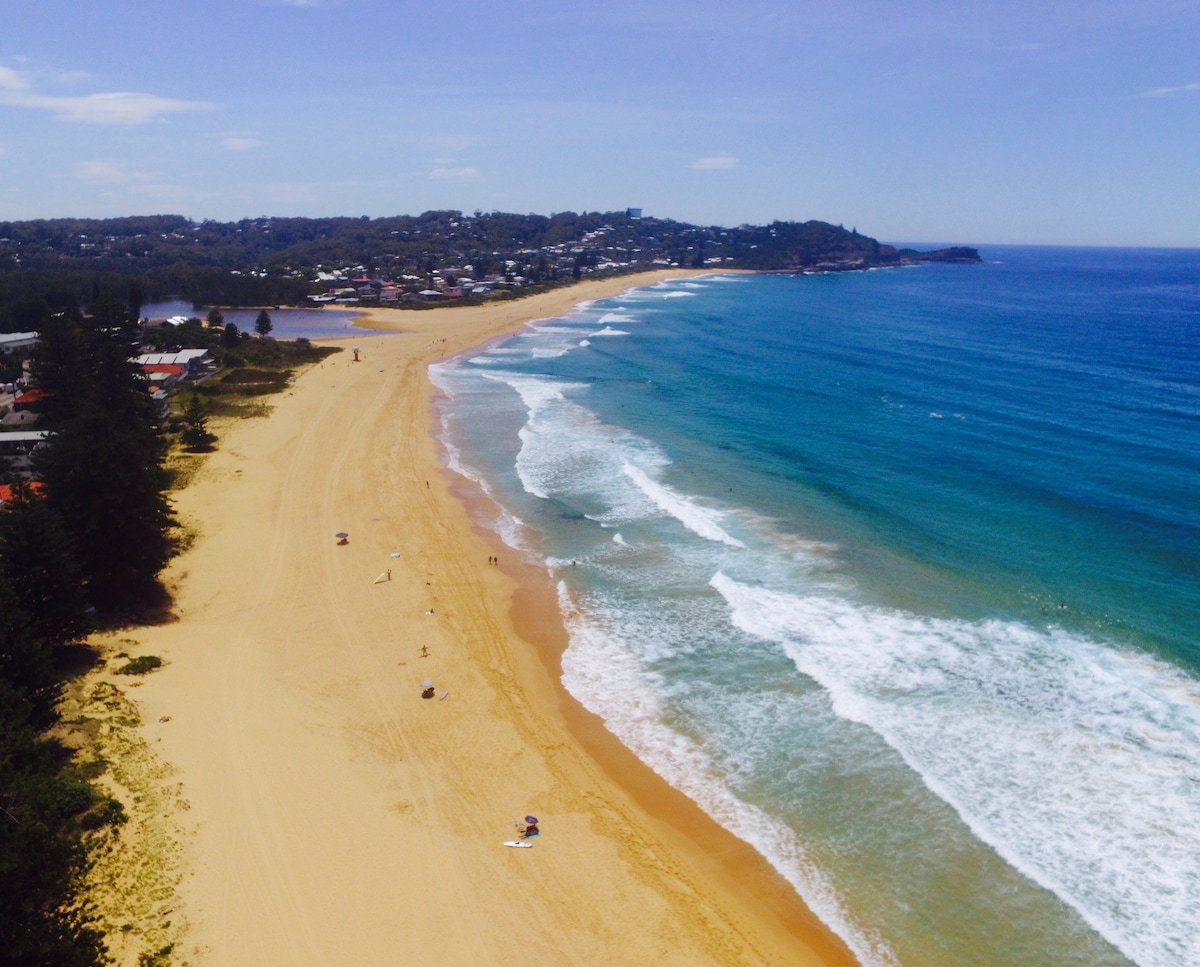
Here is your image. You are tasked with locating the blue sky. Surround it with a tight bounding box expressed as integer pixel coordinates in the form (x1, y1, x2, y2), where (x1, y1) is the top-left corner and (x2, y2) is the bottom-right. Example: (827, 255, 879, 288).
(1, 0, 1197, 245)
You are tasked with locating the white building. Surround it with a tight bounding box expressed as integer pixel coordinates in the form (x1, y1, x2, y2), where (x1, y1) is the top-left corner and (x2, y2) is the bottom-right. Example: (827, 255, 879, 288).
(0, 429, 49, 474)
(0, 331, 38, 354)
(135, 349, 213, 375)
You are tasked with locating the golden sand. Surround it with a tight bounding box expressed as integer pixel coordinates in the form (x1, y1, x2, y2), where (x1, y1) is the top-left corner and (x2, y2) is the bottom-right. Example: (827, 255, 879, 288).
(107, 274, 858, 966)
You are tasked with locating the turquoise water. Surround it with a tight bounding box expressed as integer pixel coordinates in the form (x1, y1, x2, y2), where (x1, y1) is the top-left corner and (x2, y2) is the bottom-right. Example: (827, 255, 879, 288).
(431, 248, 1200, 967)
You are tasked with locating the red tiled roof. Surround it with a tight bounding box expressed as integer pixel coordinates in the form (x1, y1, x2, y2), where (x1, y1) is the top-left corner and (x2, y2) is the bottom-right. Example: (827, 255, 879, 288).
(14, 388, 48, 404)
(0, 481, 46, 504)
(141, 364, 185, 376)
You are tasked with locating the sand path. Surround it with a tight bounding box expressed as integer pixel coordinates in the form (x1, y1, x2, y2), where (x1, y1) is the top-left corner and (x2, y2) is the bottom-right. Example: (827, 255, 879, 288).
(123, 275, 856, 966)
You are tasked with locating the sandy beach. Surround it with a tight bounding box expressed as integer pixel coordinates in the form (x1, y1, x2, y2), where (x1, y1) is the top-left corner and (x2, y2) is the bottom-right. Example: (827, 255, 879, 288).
(101, 273, 858, 966)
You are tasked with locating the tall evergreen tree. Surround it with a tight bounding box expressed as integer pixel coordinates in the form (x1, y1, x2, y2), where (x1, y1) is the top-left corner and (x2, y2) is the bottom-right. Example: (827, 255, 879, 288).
(254, 309, 272, 338)
(0, 561, 59, 728)
(0, 481, 91, 655)
(32, 293, 174, 614)
(0, 583, 106, 965)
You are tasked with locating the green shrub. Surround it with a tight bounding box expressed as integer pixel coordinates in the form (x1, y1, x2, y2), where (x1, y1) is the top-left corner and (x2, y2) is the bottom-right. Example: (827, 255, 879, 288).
(138, 944, 174, 967)
(79, 796, 127, 830)
(114, 655, 163, 675)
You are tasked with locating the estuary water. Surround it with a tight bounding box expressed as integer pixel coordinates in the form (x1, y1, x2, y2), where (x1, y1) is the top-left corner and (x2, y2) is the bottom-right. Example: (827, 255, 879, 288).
(140, 300, 374, 340)
(431, 248, 1200, 967)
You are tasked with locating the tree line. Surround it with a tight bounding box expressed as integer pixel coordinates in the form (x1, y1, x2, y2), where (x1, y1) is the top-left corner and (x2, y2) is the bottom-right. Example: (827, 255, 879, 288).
(1, 292, 177, 965)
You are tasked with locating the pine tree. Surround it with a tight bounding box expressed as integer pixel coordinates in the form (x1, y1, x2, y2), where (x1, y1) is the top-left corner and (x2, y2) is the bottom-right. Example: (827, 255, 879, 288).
(254, 309, 273, 338)
(0, 563, 59, 727)
(180, 392, 214, 450)
(0, 481, 91, 656)
(32, 294, 175, 614)
(0, 589, 107, 965)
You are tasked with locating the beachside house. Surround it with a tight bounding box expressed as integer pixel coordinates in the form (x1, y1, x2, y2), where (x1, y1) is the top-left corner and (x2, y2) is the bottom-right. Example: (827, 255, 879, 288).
(12, 387, 49, 413)
(140, 363, 186, 390)
(135, 349, 213, 376)
(0, 429, 49, 474)
(0, 331, 39, 354)
(0, 480, 46, 506)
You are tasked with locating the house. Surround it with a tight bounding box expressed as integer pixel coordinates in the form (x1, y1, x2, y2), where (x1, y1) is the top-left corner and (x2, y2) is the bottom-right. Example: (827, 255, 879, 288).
(12, 388, 49, 413)
(0, 430, 49, 474)
(140, 363, 186, 390)
(0, 480, 46, 505)
(0, 331, 38, 354)
(135, 349, 213, 376)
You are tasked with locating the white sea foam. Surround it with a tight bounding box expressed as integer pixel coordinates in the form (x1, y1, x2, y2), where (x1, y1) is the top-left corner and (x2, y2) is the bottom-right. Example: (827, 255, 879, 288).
(621, 463, 745, 547)
(579, 339, 591, 347)
(430, 363, 532, 553)
(710, 572, 1200, 967)
(588, 327, 629, 337)
(597, 312, 636, 324)
(661, 290, 695, 298)
(481, 372, 668, 521)
(557, 582, 901, 967)
(612, 532, 627, 546)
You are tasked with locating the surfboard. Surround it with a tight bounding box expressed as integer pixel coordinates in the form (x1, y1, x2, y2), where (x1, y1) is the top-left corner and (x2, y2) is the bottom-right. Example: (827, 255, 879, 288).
(503, 841, 532, 848)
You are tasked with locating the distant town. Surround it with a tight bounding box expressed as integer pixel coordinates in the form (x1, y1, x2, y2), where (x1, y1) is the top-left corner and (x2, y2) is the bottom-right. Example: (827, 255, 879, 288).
(0, 210, 979, 323)
(0, 208, 979, 481)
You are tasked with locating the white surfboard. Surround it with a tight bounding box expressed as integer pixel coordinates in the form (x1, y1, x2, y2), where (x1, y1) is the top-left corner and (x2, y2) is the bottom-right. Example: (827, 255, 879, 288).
(503, 840, 532, 848)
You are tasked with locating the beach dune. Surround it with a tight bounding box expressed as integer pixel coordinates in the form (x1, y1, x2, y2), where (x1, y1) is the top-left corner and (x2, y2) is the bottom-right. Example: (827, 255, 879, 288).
(121, 275, 856, 966)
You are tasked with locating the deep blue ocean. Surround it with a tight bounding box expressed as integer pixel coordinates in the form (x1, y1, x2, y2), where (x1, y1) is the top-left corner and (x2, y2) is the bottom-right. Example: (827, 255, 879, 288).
(431, 247, 1200, 967)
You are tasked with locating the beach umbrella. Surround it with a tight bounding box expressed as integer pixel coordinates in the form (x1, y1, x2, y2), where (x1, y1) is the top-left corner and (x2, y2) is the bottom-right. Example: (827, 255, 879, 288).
(421, 681, 434, 688)
(524, 815, 539, 825)
(336, 532, 349, 538)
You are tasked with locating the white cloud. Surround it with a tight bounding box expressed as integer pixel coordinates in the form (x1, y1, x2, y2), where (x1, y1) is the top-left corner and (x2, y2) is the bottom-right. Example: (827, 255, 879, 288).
(75, 160, 128, 184)
(1139, 82, 1200, 98)
(223, 135, 264, 151)
(690, 155, 738, 170)
(0, 66, 215, 124)
(0, 66, 32, 91)
(430, 166, 480, 181)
